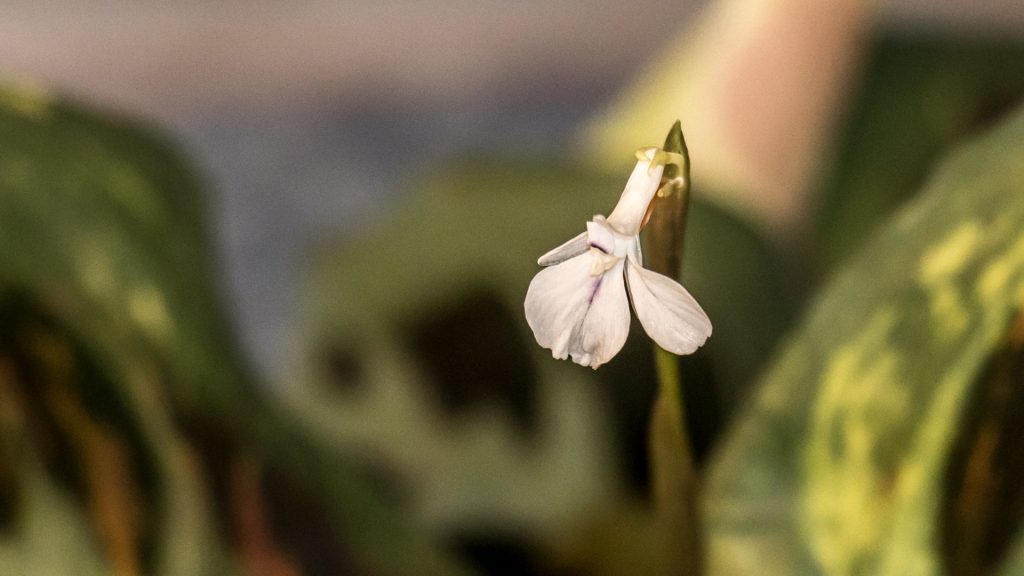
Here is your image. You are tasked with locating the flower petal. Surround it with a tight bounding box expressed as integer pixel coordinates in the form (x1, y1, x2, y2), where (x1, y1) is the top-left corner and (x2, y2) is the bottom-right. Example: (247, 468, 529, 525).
(524, 252, 630, 368)
(537, 231, 588, 266)
(626, 258, 711, 355)
(606, 147, 664, 236)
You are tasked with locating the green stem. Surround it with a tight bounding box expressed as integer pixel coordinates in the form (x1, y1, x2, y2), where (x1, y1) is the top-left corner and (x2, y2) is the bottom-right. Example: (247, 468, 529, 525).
(646, 121, 703, 576)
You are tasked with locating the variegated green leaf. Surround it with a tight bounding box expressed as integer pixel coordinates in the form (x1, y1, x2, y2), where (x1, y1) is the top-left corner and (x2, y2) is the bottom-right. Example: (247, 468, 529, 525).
(705, 103, 1024, 575)
(0, 83, 242, 414)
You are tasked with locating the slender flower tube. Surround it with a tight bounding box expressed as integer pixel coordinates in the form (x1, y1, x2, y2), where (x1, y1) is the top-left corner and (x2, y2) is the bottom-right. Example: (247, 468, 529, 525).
(524, 147, 712, 368)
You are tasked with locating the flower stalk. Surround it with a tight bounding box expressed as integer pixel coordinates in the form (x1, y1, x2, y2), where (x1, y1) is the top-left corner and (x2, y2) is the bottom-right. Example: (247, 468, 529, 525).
(646, 121, 703, 576)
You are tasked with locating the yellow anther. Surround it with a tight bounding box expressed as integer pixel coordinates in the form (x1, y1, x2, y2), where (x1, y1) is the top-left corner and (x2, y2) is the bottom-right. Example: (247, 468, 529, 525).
(636, 147, 686, 176)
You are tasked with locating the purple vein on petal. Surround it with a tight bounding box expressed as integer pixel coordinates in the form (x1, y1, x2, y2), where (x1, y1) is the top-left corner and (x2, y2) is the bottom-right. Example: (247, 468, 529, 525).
(587, 275, 603, 305)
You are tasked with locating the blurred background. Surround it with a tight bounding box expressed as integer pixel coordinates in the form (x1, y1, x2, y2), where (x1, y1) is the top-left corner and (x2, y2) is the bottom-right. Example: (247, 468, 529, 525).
(2, 1, 1024, 575)
(1, 0, 1020, 379)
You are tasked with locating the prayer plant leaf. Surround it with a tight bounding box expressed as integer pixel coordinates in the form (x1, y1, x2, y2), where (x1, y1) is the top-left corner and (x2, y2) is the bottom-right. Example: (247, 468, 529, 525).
(299, 151, 792, 571)
(0, 82, 242, 415)
(704, 103, 1024, 576)
(0, 82, 471, 576)
(300, 158, 634, 542)
(0, 83, 240, 576)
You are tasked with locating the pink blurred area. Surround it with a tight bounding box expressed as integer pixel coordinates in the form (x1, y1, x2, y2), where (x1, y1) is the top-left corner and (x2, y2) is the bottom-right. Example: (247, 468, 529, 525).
(2, 0, 1022, 124)
(0, 1, 699, 123)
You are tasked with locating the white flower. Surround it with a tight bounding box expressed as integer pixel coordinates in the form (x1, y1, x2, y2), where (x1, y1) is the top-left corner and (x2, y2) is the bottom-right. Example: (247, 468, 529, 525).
(524, 147, 712, 369)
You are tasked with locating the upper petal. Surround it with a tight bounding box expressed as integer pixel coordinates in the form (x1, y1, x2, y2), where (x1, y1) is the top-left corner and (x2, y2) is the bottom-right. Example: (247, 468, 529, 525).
(625, 258, 711, 355)
(606, 147, 664, 236)
(524, 251, 630, 369)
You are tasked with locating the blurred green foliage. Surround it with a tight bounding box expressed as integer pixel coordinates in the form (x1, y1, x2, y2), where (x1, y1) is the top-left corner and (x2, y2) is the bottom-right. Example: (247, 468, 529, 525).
(294, 148, 789, 573)
(0, 84, 471, 576)
(0, 84, 239, 575)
